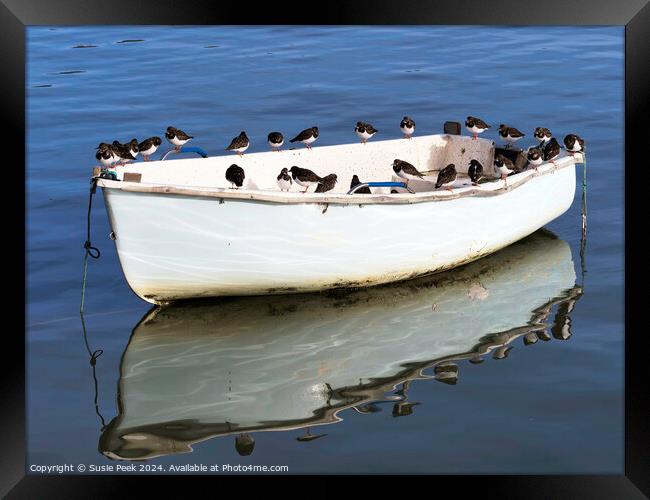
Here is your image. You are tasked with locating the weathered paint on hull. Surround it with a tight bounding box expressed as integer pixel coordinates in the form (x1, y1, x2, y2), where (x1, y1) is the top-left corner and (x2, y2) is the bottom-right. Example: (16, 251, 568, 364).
(102, 163, 576, 304)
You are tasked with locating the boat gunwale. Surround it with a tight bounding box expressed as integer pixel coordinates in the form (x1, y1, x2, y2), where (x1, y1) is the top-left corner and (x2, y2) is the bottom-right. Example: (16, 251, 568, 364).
(96, 154, 579, 205)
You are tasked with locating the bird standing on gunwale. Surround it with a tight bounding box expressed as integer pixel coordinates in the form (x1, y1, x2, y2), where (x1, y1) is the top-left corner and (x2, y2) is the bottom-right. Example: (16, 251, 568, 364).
(392, 159, 424, 186)
(95, 143, 117, 168)
(543, 137, 561, 165)
(277, 167, 292, 191)
(225, 164, 245, 189)
(435, 164, 457, 191)
(226, 131, 250, 156)
(112, 140, 138, 164)
(468, 159, 484, 185)
(315, 173, 338, 193)
(534, 127, 552, 145)
(289, 166, 322, 193)
(268, 132, 284, 152)
(289, 127, 319, 149)
(138, 136, 162, 161)
(494, 154, 515, 180)
(165, 126, 193, 151)
(465, 116, 490, 140)
(563, 134, 585, 156)
(527, 148, 544, 171)
(400, 116, 416, 139)
(499, 124, 525, 148)
(350, 174, 371, 194)
(355, 122, 378, 144)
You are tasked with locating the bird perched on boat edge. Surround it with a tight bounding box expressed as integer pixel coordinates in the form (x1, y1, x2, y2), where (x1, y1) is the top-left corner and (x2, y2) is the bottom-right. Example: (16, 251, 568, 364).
(138, 136, 162, 161)
(355, 122, 378, 144)
(288, 166, 322, 193)
(165, 126, 193, 151)
(435, 164, 457, 191)
(468, 159, 484, 185)
(465, 116, 491, 140)
(268, 132, 284, 152)
(563, 134, 585, 155)
(392, 159, 424, 186)
(225, 164, 245, 189)
(494, 154, 515, 180)
(289, 127, 319, 149)
(111, 139, 138, 164)
(543, 137, 561, 165)
(498, 124, 525, 148)
(350, 174, 371, 194)
(534, 127, 552, 145)
(95, 143, 117, 168)
(400, 116, 416, 139)
(526, 148, 544, 171)
(226, 131, 250, 156)
(315, 173, 338, 193)
(276, 167, 292, 191)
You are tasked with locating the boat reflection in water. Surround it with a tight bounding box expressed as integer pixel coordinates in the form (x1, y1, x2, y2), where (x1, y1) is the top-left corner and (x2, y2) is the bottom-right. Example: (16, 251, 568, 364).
(99, 229, 583, 461)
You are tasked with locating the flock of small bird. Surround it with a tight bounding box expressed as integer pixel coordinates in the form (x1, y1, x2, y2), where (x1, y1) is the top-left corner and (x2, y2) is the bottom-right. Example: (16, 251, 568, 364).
(95, 117, 585, 194)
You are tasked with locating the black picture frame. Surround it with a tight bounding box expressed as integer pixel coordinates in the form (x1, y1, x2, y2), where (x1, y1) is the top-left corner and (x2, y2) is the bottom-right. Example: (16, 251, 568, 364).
(8, 0, 647, 497)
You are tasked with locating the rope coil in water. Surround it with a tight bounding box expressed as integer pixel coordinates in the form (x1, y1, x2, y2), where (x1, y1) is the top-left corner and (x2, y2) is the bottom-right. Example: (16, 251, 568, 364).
(80, 177, 101, 314)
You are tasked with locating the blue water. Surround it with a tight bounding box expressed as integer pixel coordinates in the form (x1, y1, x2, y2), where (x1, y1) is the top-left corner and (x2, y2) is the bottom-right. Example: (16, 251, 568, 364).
(26, 26, 624, 474)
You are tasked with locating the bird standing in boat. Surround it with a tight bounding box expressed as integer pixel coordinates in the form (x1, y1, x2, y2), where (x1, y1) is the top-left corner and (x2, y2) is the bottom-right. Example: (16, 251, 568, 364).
(226, 131, 250, 156)
(392, 159, 424, 186)
(400, 116, 416, 139)
(138, 136, 162, 161)
(494, 154, 515, 180)
(435, 164, 457, 191)
(288, 166, 322, 193)
(268, 132, 284, 152)
(563, 134, 585, 156)
(468, 159, 484, 185)
(225, 164, 245, 189)
(315, 173, 338, 193)
(543, 137, 561, 165)
(534, 127, 552, 146)
(276, 167, 292, 191)
(350, 174, 371, 194)
(165, 126, 193, 151)
(289, 127, 319, 149)
(465, 116, 491, 140)
(499, 124, 525, 148)
(355, 121, 378, 144)
(527, 148, 544, 171)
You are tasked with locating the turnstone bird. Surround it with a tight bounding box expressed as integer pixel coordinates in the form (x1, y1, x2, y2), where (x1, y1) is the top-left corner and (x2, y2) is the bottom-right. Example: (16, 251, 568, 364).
(534, 127, 552, 145)
(435, 164, 457, 191)
(400, 116, 416, 139)
(226, 131, 250, 156)
(268, 132, 284, 151)
(527, 148, 544, 171)
(498, 124, 525, 148)
(543, 137, 561, 165)
(288, 166, 322, 193)
(165, 126, 193, 150)
(95, 143, 117, 168)
(225, 164, 245, 189)
(468, 159, 484, 185)
(392, 159, 424, 186)
(465, 116, 491, 140)
(289, 127, 319, 149)
(315, 173, 338, 193)
(563, 134, 585, 156)
(138, 136, 162, 161)
(276, 167, 292, 191)
(111, 140, 137, 164)
(355, 121, 378, 144)
(350, 174, 371, 194)
(494, 154, 516, 180)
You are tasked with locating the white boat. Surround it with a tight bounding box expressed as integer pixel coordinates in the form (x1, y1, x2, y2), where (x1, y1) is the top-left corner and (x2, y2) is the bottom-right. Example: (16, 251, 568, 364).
(98, 231, 583, 460)
(95, 133, 582, 304)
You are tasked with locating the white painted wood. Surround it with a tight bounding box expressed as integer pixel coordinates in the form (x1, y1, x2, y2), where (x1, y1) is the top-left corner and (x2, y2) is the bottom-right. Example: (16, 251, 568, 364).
(100, 232, 577, 460)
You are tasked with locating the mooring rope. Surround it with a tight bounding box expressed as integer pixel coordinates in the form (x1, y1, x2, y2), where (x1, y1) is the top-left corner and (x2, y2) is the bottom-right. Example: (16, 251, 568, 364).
(80, 177, 101, 314)
(80, 311, 107, 430)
